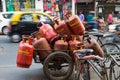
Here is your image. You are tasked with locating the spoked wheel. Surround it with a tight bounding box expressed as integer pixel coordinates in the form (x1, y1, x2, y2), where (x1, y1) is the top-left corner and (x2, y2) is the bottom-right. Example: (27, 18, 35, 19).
(76, 61, 90, 80)
(101, 43, 120, 57)
(109, 60, 120, 80)
(43, 51, 74, 80)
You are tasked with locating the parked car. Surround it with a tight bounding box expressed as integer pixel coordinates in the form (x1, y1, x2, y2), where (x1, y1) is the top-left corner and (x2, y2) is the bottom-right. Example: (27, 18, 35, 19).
(0, 12, 15, 34)
(7, 11, 54, 43)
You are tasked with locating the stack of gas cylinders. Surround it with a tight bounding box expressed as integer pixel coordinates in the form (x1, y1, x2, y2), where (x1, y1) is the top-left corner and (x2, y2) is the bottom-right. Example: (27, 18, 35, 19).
(16, 14, 85, 68)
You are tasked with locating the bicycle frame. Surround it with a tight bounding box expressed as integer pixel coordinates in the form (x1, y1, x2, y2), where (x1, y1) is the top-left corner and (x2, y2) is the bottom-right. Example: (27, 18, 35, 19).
(88, 60, 108, 80)
(74, 49, 109, 80)
(109, 54, 120, 80)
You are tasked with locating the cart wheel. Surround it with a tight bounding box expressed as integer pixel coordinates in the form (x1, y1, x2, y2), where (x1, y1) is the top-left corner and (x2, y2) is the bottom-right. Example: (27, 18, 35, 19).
(43, 51, 74, 80)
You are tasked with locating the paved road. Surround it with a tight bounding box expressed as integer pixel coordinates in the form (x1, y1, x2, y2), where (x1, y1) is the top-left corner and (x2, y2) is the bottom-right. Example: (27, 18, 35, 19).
(0, 35, 117, 80)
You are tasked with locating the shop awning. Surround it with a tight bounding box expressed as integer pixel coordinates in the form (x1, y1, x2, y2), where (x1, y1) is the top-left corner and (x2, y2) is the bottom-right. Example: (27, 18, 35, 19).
(77, 0, 93, 3)
(107, 0, 120, 3)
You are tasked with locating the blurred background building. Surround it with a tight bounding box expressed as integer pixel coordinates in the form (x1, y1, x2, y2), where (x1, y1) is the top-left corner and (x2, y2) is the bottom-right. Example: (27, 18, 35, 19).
(0, 0, 120, 20)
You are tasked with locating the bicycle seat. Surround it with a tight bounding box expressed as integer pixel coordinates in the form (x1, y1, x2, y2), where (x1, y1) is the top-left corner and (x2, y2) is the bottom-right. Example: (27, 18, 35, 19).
(74, 49, 94, 54)
(93, 33, 103, 37)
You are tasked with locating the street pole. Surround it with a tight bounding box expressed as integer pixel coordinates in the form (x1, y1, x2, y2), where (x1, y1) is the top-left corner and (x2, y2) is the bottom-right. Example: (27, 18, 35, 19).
(1, 0, 6, 12)
(72, 0, 75, 15)
(95, 0, 98, 17)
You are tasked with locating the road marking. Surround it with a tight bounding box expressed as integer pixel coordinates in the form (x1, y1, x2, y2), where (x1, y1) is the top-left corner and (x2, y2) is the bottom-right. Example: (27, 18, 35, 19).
(0, 65, 16, 68)
(0, 46, 4, 53)
(0, 63, 43, 68)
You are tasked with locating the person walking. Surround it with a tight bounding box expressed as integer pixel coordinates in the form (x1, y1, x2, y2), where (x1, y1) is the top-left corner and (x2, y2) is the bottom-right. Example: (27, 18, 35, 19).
(107, 12, 114, 25)
(59, 2, 63, 19)
(43, 1, 47, 12)
(62, 3, 68, 19)
(78, 11, 85, 22)
(55, 2, 59, 16)
(117, 11, 120, 20)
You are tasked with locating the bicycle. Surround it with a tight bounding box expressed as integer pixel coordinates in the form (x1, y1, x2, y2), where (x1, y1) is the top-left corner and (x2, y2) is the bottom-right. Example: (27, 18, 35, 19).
(106, 51, 120, 80)
(73, 49, 108, 80)
(90, 32, 120, 80)
(85, 32, 120, 56)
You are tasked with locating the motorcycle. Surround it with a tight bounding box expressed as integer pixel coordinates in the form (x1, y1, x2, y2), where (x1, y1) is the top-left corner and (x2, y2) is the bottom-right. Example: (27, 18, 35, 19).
(83, 19, 106, 32)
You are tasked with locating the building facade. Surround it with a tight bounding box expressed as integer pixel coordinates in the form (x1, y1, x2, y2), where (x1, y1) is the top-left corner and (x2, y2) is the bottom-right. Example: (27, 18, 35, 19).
(1, 0, 120, 21)
(97, 0, 120, 21)
(1, 0, 74, 12)
(75, 0, 95, 20)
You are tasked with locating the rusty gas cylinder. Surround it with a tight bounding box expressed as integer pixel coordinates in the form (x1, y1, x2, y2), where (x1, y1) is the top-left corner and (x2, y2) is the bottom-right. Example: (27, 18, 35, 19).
(39, 22, 57, 42)
(66, 15, 85, 35)
(69, 36, 83, 60)
(33, 37, 51, 61)
(54, 37, 68, 51)
(16, 36, 34, 68)
(53, 17, 72, 35)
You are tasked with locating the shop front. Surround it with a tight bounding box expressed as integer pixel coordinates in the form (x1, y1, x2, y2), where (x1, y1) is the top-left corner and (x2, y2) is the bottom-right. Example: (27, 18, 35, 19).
(75, 0, 95, 20)
(1, 0, 35, 12)
(1, 0, 75, 18)
(42, 0, 73, 19)
(97, 0, 120, 21)
(6, 0, 35, 11)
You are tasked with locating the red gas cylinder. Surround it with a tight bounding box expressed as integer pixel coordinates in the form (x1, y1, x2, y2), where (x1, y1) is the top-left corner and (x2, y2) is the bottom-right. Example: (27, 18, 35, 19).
(39, 22, 57, 42)
(33, 37, 51, 61)
(69, 36, 83, 60)
(66, 15, 85, 35)
(54, 37, 68, 51)
(53, 17, 72, 35)
(16, 36, 34, 68)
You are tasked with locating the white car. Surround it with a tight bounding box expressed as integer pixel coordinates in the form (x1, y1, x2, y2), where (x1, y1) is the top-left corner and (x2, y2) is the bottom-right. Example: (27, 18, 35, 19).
(0, 12, 15, 34)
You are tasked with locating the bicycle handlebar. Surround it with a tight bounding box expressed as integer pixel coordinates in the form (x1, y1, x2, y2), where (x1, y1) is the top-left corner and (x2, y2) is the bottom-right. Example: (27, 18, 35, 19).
(73, 49, 104, 61)
(94, 55, 104, 61)
(73, 49, 93, 54)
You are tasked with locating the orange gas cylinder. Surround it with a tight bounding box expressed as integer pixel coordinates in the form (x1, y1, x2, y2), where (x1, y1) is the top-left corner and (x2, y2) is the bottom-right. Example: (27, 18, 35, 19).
(33, 37, 51, 61)
(16, 37, 34, 68)
(53, 17, 72, 35)
(54, 37, 68, 51)
(39, 22, 57, 42)
(69, 36, 83, 60)
(66, 15, 85, 35)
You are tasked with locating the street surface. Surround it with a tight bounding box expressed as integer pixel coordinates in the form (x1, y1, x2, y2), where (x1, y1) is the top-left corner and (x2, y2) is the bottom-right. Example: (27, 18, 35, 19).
(0, 35, 117, 80)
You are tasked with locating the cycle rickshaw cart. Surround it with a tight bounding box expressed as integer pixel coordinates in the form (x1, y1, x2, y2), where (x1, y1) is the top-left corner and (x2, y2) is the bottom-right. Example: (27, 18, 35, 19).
(16, 15, 86, 80)
(17, 33, 86, 80)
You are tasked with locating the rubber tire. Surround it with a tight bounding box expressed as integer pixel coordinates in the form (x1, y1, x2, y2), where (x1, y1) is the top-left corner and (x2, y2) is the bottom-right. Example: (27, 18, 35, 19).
(2, 26, 8, 35)
(101, 43, 120, 57)
(43, 51, 74, 80)
(10, 33, 21, 43)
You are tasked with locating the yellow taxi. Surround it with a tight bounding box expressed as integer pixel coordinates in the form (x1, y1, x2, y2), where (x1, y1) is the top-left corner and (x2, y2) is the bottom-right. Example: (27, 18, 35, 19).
(7, 11, 54, 43)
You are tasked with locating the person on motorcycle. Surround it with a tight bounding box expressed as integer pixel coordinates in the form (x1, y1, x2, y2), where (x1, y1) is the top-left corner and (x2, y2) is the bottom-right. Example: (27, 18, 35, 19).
(86, 11, 98, 31)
